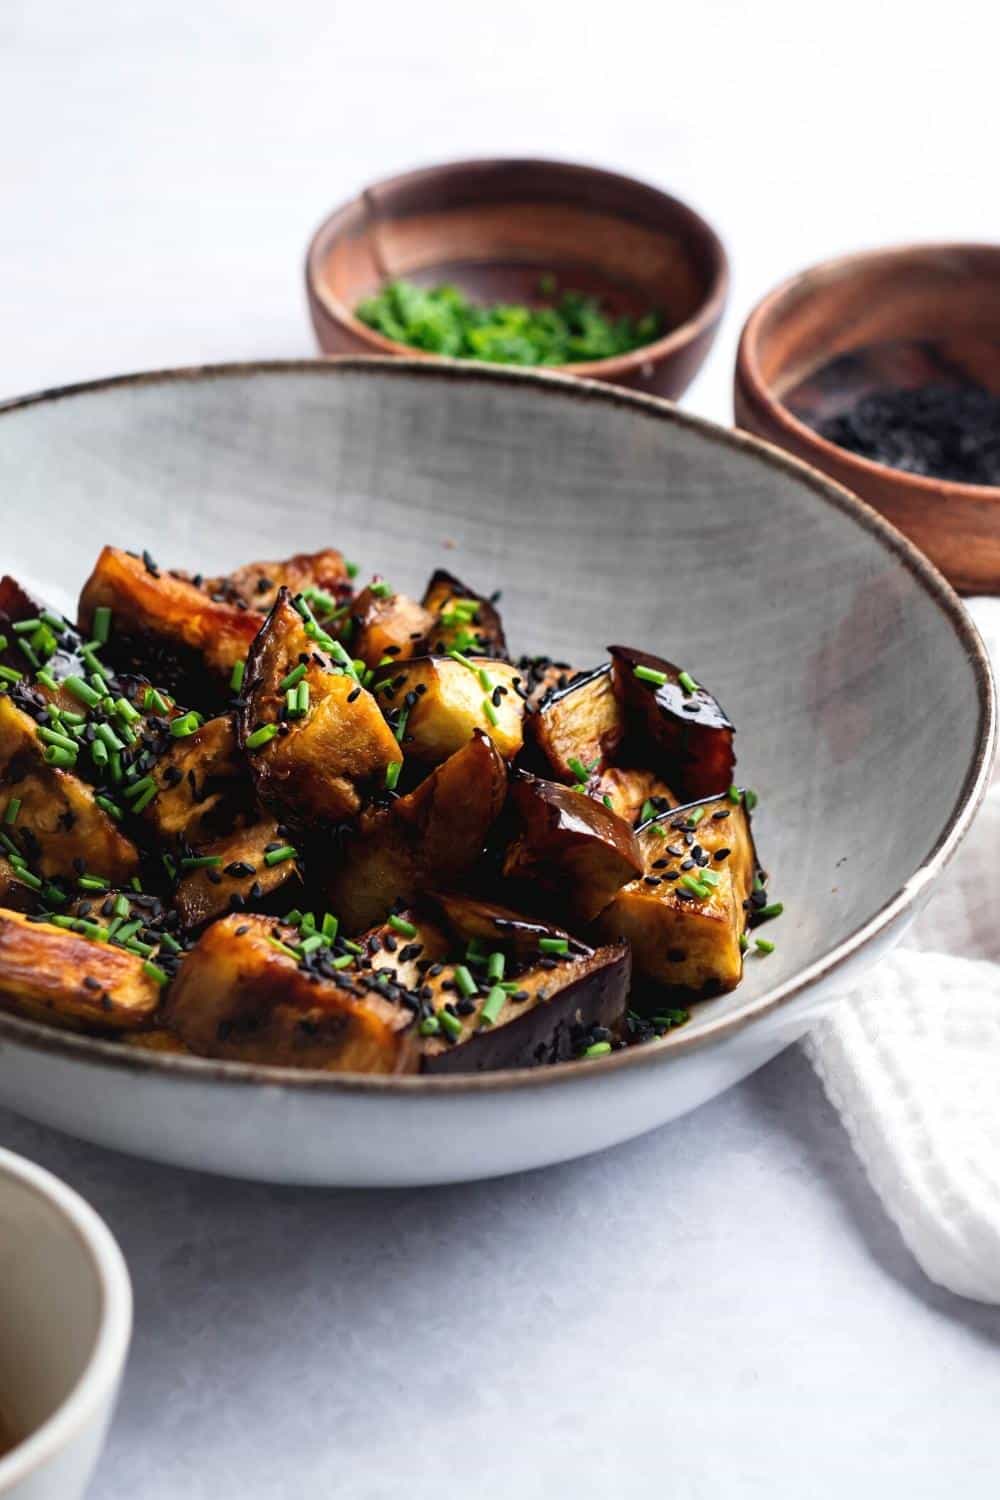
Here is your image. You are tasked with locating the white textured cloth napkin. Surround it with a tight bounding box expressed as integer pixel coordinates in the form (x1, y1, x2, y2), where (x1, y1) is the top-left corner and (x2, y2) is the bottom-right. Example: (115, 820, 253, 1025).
(804, 597, 1000, 1303)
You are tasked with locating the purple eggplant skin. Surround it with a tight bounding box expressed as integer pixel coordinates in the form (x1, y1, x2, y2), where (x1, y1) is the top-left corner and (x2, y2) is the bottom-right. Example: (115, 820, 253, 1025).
(421, 940, 631, 1075)
(608, 645, 736, 803)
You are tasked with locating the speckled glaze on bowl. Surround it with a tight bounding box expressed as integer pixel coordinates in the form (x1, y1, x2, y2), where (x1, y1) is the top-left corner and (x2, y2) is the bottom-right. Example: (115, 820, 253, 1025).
(0, 360, 992, 1186)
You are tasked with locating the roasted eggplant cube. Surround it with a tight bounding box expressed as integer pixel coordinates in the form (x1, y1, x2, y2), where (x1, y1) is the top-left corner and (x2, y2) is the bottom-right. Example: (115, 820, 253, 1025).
(0, 697, 140, 885)
(78, 546, 261, 697)
(174, 820, 303, 929)
(609, 645, 735, 802)
(347, 583, 434, 670)
(239, 590, 400, 823)
(502, 773, 643, 922)
(595, 795, 755, 992)
(529, 664, 624, 783)
(420, 940, 630, 1074)
(325, 730, 508, 932)
(0, 908, 162, 1032)
(591, 767, 677, 827)
(421, 570, 508, 658)
(145, 715, 248, 845)
(201, 548, 353, 617)
(358, 895, 629, 1073)
(373, 655, 524, 764)
(167, 914, 419, 1072)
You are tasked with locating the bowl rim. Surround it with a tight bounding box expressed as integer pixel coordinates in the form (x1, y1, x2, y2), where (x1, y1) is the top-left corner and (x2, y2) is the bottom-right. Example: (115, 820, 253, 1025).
(736, 239, 1000, 500)
(304, 154, 730, 381)
(0, 1146, 132, 1493)
(0, 355, 993, 1097)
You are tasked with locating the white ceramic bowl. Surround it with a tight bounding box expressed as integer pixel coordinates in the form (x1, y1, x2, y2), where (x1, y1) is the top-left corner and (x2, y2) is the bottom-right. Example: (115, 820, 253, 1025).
(0, 360, 992, 1185)
(0, 1148, 131, 1500)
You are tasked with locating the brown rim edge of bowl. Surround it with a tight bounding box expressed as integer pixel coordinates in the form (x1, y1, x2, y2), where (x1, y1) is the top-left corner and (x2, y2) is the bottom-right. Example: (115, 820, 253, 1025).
(736, 241, 1000, 502)
(0, 355, 993, 1097)
(303, 156, 730, 384)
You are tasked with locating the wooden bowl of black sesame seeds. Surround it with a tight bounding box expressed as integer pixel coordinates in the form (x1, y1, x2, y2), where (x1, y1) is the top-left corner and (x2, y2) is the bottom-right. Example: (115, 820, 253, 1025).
(306, 157, 728, 399)
(736, 243, 1000, 593)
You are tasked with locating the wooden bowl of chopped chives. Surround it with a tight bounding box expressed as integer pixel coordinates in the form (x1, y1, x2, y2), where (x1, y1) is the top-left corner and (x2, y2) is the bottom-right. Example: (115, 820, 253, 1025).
(305, 158, 728, 399)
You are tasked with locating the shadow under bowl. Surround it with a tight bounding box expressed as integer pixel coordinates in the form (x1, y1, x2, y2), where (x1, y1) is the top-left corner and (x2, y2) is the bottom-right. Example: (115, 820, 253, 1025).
(735, 243, 1000, 593)
(306, 157, 728, 399)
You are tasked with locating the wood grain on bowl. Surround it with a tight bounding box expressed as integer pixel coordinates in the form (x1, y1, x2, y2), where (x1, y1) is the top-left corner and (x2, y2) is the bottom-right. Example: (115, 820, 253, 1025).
(734, 243, 1000, 593)
(306, 158, 728, 398)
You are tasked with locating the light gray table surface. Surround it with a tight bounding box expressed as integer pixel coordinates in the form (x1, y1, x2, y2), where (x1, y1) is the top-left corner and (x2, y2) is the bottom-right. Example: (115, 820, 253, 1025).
(2, 3, 998, 1495)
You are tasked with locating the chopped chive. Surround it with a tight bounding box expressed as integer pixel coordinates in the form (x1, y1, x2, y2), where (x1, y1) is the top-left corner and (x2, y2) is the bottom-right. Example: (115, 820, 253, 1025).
(131, 783, 158, 813)
(538, 937, 569, 955)
(755, 938, 775, 955)
(330, 954, 354, 970)
(437, 1007, 463, 1041)
(37, 725, 78, 752)
(169, 712, 201, 739)
(482, 696, 499, 726)
(42, 882, 67, 906)
(125, 938, 156, 958)
(388, 914, 417, 938)
(583, 1041, 612, 1058)
(285, 688, 300, 718)
(142, 960, 169, 987)
(603, 795, 614, 809)
(64, 675, 101, 707)
(230, 659, 246, 693)
(180, 855, 223, 871)
(639, 798, 658, 823)
(727, 785, 742, 803)
(43, 745, 77, 768)
(0, 633, 6, 652)
(294, 681, 310, 716)
(94, 722, 125, 752)
(687, 807, 705, 827)
(385, 760, 402, 791)
(246, 723, 279, 750)
(13, 868, 43, 891)
(17, 638, 39, 668)
(322, 913, 338, 940)
(453, 964, 478, 998)
(479, 985, 506, 1027)
(419, 1015, 440, 1036)
(130, 876, 143, 894)
(268, 938, 299, 960)
(447, 649, 476, 672)
(92, 606, 112, 644)
(35, 669, 59, 692)
(0, 832, 18, 856)
(115, 696, 141, 725)
(699, 869, 720, 887)
(328, 640, 360, 679)
(95, 795, 123, 821)
(113, 894, 131, 918)
(143, 687, 170, 715)
(486, 950, 505, 982)
(12, 618, 41, 634)
(279, 663, 307, 692)
(369, 581, 393, 599)
(756, 902, 784, 921)
(393, 706, 409, 743)
(568, 756, 590, 783)
(677, 670, 700, 695)
(264, 845, 297, 867)
(341, 939, 364, 955)
(3, 798, 21, 825)
(77, 874, 109, 892)
(109, 751, 123, 784)
(634, 664, 668, 686)
(124, 775, 155, 801)
(477, 667, 494, 691)
(739, 932, 750, 953)
(0, 665, 23, 684)
(680, 874, 710, 897)
(159, 931, 183, 955)
(346, 560, 359, 579)
(744, 789, 759, 812)
(298, 934, 324, 956)
(90, 740, 109, 770)
(162, 853, 177, 882)
(80, 645, 103, 676)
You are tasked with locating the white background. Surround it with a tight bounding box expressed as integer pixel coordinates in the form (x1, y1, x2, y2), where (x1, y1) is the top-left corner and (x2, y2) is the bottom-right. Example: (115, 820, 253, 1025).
(2, 3, 999, 1496)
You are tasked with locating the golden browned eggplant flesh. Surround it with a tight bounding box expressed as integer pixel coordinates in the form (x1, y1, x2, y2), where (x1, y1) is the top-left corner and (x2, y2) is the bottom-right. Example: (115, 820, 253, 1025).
(0, 546, 778, 1072)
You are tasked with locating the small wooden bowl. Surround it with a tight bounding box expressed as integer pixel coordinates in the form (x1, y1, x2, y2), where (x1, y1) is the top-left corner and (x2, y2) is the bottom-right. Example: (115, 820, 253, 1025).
(735, 243, 1000, 593)
(305, 158, 728, 399)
